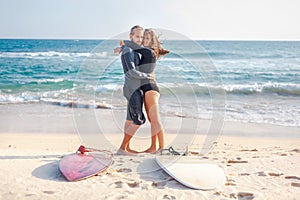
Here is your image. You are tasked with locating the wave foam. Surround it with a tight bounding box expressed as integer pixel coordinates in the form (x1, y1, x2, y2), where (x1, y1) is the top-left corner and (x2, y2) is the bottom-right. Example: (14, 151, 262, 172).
(0, 51, 111, 59)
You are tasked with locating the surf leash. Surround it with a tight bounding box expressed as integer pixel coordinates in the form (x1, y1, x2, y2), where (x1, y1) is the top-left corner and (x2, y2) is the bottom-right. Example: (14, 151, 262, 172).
(77, 145, 91, 154)
(76, 145, 114, 159)
(159, 146, 181, 156)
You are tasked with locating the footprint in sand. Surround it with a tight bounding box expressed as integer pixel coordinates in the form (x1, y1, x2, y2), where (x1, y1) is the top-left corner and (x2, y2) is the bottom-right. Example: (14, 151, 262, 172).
(227, 159, 248, 163)
(111, 180, 140, 188)
(268, 172, 284, 177)
(285, 176, 300, 187)
(290, 149, 300, 153)
(291, 182, 300, 187)
(240, 149, 258, 152)
(43, 191, 55, 195)
(285, 176, 300, 181)
(257, 171, 267, 176)
(225, 181, 237, 186)
(152, 181, 167, 188)
(25, 194, 35, 197)
(129, 159, 141, 163)
(238, 192, 254, 199)
(112, 181, 123, 188)
(127, 181, 139, 188)
(279, 153, 288, 156)
(162, 194, 176, 200)
(190, 151, 199, 155)
(239, 173, 251, 176)
(116, 159, 125, 163)
(116, 168, 132, 173)
(214, 191, 238, 199)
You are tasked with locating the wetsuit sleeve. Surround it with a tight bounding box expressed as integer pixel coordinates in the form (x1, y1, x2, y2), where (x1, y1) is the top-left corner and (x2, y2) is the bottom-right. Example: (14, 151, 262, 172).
(124, 40, 153, 58)
(121, 46, 152, 79)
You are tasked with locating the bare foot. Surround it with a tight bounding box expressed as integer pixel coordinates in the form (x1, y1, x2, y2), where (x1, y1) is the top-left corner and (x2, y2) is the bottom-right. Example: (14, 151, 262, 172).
(144, 147, 157, 153)
(126, 148, 139, 154)
(115, 148, 137, 156)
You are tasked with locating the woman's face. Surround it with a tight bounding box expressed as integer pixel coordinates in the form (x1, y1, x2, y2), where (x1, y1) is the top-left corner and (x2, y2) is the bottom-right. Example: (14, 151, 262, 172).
(143, 33, 152, 47)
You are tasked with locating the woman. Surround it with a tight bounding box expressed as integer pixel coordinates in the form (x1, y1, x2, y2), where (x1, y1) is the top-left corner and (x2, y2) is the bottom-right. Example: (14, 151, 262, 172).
(122, 29, 169, 153)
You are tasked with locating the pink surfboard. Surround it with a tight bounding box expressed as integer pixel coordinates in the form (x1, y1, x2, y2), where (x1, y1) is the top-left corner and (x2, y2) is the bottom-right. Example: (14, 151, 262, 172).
(59, 146, 113, 181)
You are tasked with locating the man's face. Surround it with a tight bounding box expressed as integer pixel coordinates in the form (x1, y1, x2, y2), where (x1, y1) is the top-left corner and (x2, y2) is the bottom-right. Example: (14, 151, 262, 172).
(130, 29, 143, 45)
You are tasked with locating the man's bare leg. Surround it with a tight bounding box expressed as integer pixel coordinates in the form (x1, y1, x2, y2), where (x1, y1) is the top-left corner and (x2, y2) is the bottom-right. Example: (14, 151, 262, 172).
(119, 120, 140, 154)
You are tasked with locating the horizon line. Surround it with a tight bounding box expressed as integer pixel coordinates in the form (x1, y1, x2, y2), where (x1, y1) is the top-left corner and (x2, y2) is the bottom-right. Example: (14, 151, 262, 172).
(1, 37, 300, 42)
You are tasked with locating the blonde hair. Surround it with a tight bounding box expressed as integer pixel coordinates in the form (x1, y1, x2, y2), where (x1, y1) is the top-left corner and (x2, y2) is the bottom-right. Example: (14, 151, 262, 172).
(144, 29, 169, 59)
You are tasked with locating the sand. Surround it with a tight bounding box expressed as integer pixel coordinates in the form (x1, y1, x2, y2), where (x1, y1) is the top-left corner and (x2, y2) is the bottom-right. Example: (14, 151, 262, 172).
(0, 103, 300, 199)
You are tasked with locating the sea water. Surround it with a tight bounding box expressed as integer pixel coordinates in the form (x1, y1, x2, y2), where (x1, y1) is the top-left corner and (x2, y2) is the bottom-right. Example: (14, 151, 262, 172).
(0, 39, 299, 127)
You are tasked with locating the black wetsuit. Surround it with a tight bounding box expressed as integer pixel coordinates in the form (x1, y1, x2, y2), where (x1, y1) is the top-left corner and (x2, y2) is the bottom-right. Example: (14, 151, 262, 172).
(124, 41, 160, 93)
(121, 45, 152, 125)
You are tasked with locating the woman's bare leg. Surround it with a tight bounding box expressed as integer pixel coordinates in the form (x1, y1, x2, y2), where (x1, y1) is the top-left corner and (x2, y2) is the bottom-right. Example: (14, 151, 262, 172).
(144, 90, 165, 153)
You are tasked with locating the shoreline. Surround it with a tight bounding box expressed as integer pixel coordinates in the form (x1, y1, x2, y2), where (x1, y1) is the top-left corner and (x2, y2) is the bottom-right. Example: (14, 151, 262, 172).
(0, 103, 299, 139)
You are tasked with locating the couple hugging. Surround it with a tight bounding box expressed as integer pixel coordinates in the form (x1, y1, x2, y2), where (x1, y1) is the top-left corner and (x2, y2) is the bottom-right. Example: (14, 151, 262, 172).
(114, 25, 169, 155)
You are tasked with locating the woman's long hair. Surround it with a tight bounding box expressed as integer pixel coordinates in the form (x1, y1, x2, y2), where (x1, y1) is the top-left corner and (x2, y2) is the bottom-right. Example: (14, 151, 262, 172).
(144, 29, 170, 59)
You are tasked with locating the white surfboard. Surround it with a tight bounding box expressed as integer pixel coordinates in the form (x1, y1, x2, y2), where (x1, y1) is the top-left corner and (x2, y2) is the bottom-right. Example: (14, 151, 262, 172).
(155, 155, 226, 190)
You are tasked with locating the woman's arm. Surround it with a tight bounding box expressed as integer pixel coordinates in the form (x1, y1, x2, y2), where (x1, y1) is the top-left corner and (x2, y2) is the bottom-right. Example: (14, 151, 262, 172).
(113, 40, 126, 54)
(124, 40, 153, 58)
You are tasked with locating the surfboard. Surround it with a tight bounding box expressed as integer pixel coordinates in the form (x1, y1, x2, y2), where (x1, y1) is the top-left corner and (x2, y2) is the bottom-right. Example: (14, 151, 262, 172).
(59, 147, 113, 181)
(155, 154, 226, 190)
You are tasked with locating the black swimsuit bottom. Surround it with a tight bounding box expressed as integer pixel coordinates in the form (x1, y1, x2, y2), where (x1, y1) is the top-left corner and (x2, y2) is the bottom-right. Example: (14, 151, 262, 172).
(141, 82, 159, 93)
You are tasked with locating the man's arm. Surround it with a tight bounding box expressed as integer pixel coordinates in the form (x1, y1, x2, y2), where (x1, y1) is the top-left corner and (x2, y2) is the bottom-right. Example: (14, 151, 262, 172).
(121, 46, 153, 79)
(124, 40, 153, 58)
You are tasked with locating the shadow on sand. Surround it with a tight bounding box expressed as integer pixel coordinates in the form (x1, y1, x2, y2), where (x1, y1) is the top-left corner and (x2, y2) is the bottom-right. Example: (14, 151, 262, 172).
(32, 160, 66, 182)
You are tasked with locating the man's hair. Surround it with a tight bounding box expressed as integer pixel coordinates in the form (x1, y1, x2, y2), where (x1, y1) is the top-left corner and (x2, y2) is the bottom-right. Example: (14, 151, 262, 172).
(130, 25, 143, 35)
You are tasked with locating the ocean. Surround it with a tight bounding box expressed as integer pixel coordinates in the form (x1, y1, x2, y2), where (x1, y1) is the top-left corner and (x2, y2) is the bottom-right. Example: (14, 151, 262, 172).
(0, 39, 299, 127)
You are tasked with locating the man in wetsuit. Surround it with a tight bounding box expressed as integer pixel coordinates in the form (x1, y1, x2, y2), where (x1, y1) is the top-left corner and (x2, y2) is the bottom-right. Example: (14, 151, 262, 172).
(117, 25, 153, 154)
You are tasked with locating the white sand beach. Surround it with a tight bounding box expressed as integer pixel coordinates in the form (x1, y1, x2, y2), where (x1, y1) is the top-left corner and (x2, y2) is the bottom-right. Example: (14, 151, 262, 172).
(0, 103, 300, 200)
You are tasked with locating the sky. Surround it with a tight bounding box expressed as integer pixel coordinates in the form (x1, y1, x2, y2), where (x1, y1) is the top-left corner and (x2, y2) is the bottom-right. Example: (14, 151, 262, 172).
(0, 0, 299, 40)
